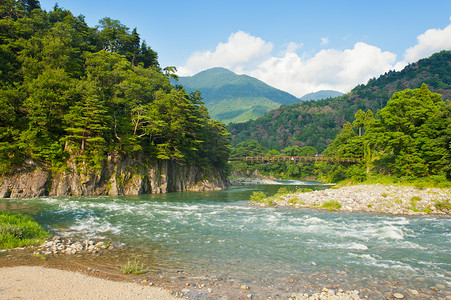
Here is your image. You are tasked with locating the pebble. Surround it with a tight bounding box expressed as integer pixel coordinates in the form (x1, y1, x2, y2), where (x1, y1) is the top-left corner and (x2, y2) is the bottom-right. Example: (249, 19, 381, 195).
(240, 285, 250, 290)
(295, 288, 362, 299)
(35, 236, 118, 256)
(252, 184, 451, 215)
(410, 289, 419, 296)
(393, 292, 404, 299)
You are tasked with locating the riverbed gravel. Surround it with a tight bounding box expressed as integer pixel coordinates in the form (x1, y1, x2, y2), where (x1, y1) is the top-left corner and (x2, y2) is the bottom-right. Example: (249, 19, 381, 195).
(256, 184, 451, 215)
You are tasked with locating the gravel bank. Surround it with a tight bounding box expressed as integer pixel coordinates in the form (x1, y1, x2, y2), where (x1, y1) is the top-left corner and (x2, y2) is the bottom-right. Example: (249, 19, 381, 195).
(255, 184, 451, 215)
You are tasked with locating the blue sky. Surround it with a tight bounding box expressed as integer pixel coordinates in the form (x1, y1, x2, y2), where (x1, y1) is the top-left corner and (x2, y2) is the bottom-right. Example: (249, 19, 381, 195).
(39, 0, 451, 97)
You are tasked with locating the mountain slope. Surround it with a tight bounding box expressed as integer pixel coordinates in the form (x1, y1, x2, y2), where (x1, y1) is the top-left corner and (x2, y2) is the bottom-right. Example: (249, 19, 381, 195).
(227, 50, 451, 152)
(300, 90, 343, 101)
(177, 68, 300, 124)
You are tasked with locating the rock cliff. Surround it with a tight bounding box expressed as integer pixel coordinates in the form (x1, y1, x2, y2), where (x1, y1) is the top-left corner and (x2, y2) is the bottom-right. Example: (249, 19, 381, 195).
(0, 156, 229, 199)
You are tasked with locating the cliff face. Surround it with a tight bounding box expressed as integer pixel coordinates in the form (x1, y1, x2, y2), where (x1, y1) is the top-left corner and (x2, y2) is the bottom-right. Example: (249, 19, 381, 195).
(0, 157, 229, 199)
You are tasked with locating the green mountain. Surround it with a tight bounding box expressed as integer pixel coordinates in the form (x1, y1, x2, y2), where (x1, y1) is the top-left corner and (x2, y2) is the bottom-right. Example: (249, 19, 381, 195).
(227, 50, 451, 153)
(300, 90, 343, 101)
(177, 68, 300, 124)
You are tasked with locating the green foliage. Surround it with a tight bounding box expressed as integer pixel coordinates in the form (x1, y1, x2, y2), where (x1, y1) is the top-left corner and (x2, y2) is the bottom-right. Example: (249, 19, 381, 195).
(249, 191, 277, 206)
(368, 84, 448, 178)
(0, 211, 49, 249)
(250, 191, 267, 202)
(435, 199, 451, 211)
(410, 196, 421, 211)
(276, 187, 289, 195)
(318, 84, 450, 183)
(321, 200, 342, 211)
(121, 259, 149, 275)
(296, 187, 313, 193)
(230, 141, 319, 179)
(0, 3, 230, 175)
(228, 51, 451, 152)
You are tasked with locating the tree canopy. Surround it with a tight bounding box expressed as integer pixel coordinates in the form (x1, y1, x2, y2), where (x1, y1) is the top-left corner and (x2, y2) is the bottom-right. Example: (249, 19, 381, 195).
(0, 1, 230, 174)
(319, 84, 450, 181)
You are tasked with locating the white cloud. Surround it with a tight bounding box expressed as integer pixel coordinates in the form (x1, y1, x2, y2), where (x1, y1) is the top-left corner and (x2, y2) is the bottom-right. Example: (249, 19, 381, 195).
(248, 42, 396, 97)
(284, 42, 303, 54)
(395, 20, 451, 70)
(177, 31, 272, 76)
(320, 37, 329, 46)
(178, 20, 451, 97)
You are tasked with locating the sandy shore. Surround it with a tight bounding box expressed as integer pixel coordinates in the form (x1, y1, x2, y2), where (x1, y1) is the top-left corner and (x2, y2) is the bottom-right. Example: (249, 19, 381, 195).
(0, 266, 178, 300)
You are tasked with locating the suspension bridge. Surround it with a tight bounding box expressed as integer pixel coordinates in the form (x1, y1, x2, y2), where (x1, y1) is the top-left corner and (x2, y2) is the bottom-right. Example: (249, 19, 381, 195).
(229, 156, 361, 163)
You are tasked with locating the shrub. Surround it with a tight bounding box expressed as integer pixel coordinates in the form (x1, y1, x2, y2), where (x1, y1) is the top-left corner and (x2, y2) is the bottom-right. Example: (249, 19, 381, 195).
(288, 197, 297, 205)
(321, 200, 342, 211)
(0, 211, 49, 249)
(295, 187, 313, 193)
(435, 199, 451, 211)
(250, 191, 267, 203)
(410, 196, 421, 209)
(276, 187, 289, 195)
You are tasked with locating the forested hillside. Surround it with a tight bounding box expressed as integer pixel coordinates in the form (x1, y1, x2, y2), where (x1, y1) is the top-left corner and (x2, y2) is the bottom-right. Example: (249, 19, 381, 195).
(0, 1, 230, 175)
(177, 67, 300, 124)
(227, 51, 451, 152)
(319, 84, 450, 181)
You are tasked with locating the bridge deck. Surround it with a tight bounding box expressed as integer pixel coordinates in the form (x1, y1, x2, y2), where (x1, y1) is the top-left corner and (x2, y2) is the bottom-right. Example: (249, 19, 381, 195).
(229, 156, 361, 163)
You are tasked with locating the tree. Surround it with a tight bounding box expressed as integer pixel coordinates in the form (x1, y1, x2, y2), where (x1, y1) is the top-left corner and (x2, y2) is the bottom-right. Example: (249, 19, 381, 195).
(0, 5, 231, 176)
(17, 0, 40, 13)
(20, 68, 75, 165)
(371, 83, 444, 177)
(352, 109, 374, 137)
(135, 41, 159, 68)
(64, 82, 110, 167)
(318, 122, 365, 182)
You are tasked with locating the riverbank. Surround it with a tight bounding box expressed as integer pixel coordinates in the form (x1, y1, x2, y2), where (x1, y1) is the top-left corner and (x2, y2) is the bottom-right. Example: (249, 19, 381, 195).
(0, 265, 367, 300)
(0, 241, 368, 300)
(0, 266, 178, 300)
(252, 184, 451, 215)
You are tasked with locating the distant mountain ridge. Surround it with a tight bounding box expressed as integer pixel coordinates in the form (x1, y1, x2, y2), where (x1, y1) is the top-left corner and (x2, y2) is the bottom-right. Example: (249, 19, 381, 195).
(177, 68, 300, 124)
(227, 50, 451, 152)
(300, 90, 343, 101)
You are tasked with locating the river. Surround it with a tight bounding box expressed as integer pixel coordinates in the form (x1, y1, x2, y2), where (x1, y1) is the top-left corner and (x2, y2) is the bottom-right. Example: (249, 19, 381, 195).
(1, 182, 450, 298)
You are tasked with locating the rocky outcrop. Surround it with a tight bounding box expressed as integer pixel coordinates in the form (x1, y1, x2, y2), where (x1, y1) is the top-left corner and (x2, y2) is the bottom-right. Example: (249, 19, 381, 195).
(0, 156, 229, 199)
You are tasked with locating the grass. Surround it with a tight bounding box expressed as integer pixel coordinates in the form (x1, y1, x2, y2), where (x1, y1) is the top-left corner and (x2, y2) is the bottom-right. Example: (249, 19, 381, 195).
(121, 259, 149, 275)
(321, 200, 342, 211)
(0, 211, 49, 250)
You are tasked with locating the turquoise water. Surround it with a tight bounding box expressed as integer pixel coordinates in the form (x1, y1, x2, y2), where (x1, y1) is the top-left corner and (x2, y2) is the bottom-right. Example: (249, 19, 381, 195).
(1, 183, 450, 298)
